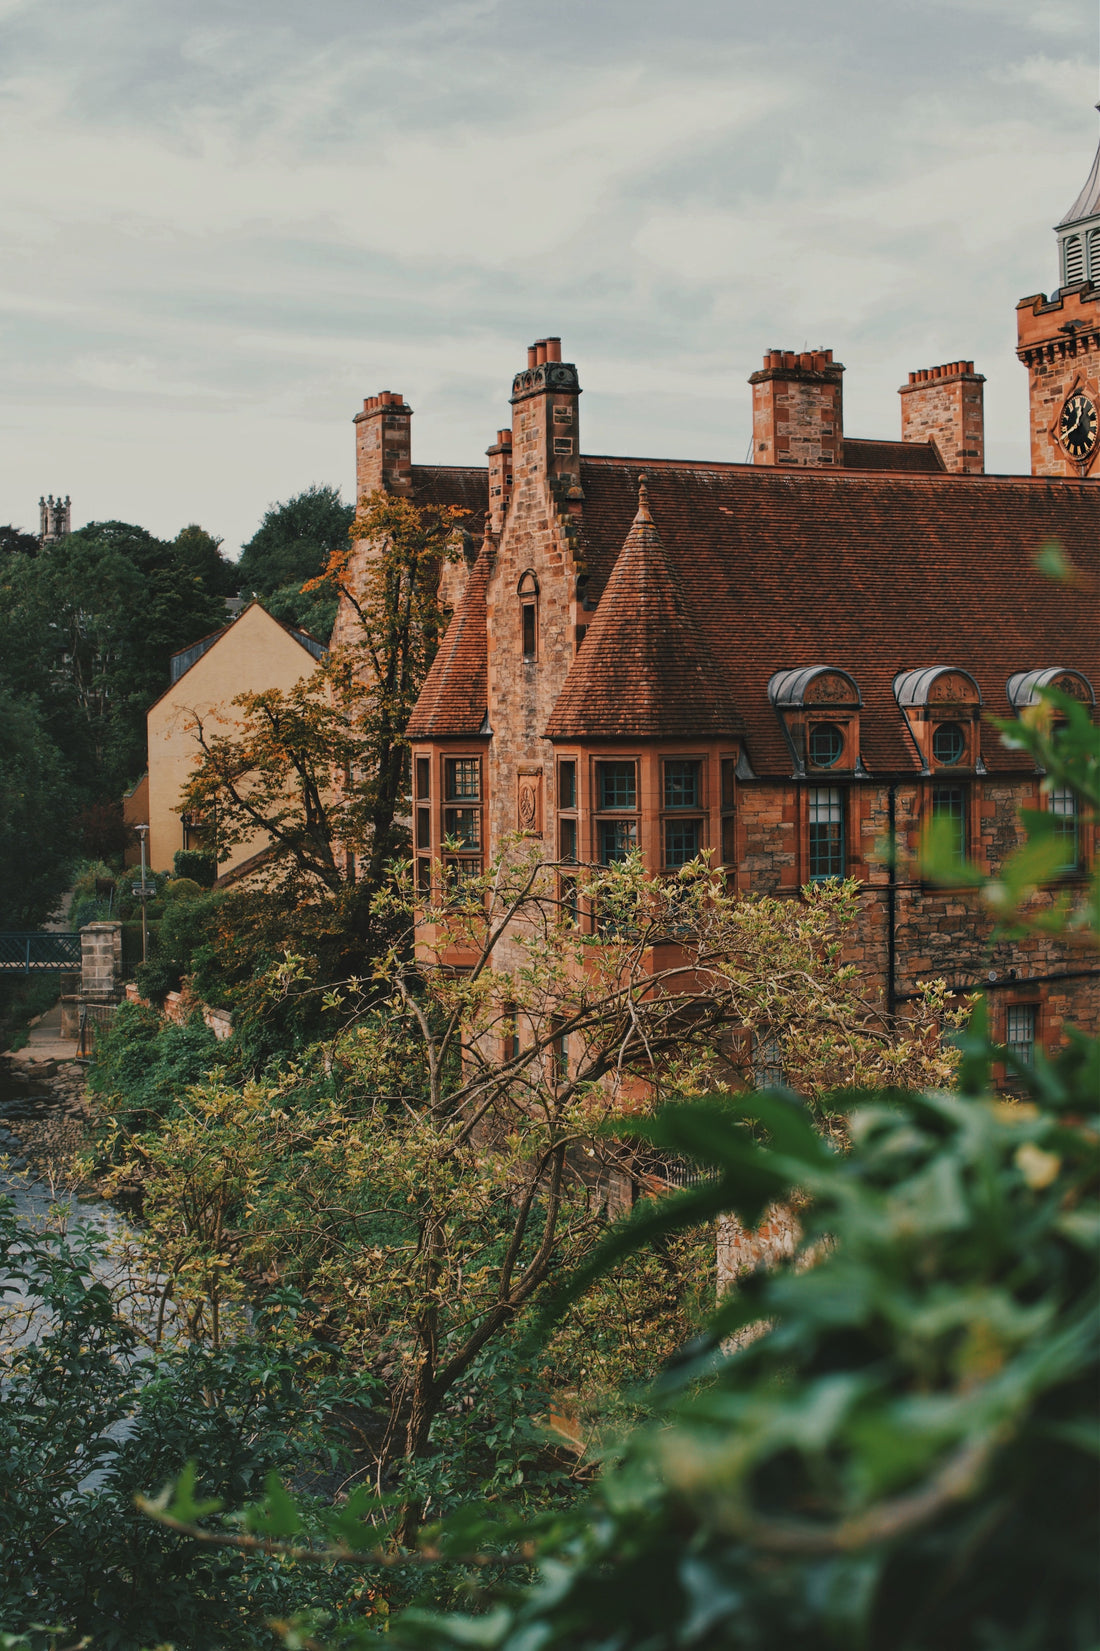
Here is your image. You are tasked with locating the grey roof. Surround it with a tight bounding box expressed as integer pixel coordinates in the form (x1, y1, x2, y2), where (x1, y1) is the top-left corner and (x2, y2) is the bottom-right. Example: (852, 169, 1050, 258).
(1057, 124, 1100, 227)
(1005, 667, 1096, 709)
(893, 666, 982, 708)
(767, 665, 861, 709)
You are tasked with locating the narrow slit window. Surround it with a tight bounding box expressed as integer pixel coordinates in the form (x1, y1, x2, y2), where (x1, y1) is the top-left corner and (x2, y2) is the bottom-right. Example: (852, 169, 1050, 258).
(1049, 786, 1079, 871)
(522, 603, 537, 659)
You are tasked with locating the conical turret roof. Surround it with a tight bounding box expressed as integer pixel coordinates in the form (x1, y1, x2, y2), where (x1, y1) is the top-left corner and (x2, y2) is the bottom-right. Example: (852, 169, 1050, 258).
(545, 478, 742, 742)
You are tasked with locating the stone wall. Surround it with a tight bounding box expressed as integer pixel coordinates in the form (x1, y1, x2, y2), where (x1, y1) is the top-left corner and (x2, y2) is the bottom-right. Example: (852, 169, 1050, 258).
(80, 922, 122, 1003)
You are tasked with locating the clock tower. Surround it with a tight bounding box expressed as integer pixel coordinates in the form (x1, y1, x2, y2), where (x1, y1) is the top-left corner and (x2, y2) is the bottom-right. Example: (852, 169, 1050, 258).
(1016, 110, 1100, 478)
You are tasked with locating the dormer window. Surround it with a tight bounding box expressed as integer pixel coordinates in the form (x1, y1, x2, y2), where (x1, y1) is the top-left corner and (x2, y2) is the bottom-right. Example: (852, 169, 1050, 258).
(518, 570, 539, 660)
(768, 667, 862, 776)
(894, 668, 982, 773)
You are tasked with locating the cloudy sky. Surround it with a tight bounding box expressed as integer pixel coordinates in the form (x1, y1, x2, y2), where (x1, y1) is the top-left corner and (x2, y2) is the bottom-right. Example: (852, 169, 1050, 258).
(2, 0, 1097, 557)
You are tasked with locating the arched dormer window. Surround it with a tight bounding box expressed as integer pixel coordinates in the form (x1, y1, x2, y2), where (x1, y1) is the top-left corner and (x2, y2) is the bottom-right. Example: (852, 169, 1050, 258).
(768, 667, 863, 776)
(1005, 667, 1095, 713)
(893, 667, 983, 774)
(518, 570, 539, 661)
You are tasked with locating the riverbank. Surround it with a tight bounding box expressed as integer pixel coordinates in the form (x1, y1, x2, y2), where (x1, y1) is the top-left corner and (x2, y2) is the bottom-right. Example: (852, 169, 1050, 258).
(0, 1004, 90, 1186)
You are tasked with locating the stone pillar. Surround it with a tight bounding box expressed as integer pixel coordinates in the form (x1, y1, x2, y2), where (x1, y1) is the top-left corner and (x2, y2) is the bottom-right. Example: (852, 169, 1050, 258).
(80, 922, 123, 1003)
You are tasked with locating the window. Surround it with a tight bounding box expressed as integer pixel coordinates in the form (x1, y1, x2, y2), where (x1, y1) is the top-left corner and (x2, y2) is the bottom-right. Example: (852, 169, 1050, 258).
(595, 760, 638, 865)
(665, 817, 701, 867)
(809, 787, 844, 880)
(445, 758, 480, 801)
(559, 760, 576, 811)
(518, 570, 539, 661)
(559, 816, 577, 863)
(550, 1018, 569, 1081)
(442, 757, 483, 885)
(932, 722, 965, 766)
(415, 757, 431, 800)
(1006, 1004, 1036, 1068)
(720, 757, 736, 870)
(808, 723, 844, 769)
(416, 857, 432, 896)
(598, 819, 637, 864)
(502, 1002, 518, 1064)
(1049, 786, 1079, 871)
(1064, 235, 1084, 285)
(416, 807, 431, 850)
(597, 762, 636, 811)
(664, 760, 700, 809)
(754, 1033, 785, 1089)
(932, 784, 966, 864)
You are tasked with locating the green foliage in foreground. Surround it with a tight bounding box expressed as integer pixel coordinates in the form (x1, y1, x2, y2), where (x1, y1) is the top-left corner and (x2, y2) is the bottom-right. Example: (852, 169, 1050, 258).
(0, 1202, 364, 1650)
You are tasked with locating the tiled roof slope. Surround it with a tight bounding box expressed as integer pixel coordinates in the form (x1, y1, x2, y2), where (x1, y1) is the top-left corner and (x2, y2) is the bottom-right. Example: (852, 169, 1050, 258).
(411, 464, 488, 534)
(406, 544, 490, 739)
(547, 482, 743, 741)
(841, 437, 944, 472)
(573, 460, 1099, 774)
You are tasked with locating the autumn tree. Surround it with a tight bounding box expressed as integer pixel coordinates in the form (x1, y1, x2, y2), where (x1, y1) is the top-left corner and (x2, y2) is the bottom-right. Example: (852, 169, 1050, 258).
(179, 491, 464, 896)
(106, 844, 960, 1547)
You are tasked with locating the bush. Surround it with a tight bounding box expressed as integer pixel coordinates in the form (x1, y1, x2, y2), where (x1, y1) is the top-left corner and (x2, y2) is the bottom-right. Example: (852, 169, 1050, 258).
(88, 999, 229, 1137)
(174, 848, 217, 888)
(164, 876, 205, 903)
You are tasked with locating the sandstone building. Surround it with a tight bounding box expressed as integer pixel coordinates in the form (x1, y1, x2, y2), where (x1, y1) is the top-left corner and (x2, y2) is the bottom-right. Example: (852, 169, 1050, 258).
(340, 129, 1100, 1069)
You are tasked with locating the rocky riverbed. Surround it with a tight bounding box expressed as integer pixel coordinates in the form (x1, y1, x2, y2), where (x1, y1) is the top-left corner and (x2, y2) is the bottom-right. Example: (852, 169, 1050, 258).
(0, 1049, 92, 1193)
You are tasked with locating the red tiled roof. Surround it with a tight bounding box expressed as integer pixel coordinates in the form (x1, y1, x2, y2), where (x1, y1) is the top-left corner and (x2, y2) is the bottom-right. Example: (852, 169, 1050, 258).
(841, 437, 945, 472)
(406, 544, 490, 739)
(571, 459, 1099, 774)
(546, 481, 744, 741)
(411, 464, 488, 533)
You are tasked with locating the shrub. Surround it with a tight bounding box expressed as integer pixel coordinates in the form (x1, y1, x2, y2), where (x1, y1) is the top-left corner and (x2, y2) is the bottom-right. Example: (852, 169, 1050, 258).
(174, 848, 217, 888)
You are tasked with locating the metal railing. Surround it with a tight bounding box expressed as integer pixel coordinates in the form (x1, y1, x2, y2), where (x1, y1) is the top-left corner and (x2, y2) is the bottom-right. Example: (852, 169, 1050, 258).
(0, 932, 82, 973)
(77, 1002, 117, 1059)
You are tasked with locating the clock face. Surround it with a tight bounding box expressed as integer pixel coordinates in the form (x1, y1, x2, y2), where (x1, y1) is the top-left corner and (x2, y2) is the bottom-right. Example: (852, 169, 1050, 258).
(1058, 391, 1098, 459)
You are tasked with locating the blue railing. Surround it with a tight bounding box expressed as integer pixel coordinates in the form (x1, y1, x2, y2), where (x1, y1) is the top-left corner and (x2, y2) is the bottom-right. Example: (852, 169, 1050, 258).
(0, 933, 82, 973)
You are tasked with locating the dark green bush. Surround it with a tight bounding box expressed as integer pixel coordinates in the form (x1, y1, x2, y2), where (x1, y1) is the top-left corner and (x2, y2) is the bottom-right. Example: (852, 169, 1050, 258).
(88, 999, 229, 1135)
(173, 848, 217, 888)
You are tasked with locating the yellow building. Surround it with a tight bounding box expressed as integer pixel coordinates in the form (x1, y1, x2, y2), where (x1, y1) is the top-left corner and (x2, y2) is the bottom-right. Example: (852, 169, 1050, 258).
(145, 601, 326, 876)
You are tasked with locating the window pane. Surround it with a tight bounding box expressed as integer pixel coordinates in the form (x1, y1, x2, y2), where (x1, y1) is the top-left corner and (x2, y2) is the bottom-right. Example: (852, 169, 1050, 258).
(598, 818, 637, 864)
(721, 758, 736, 812)
(415, 756, 431, 799)
(1049, 786, 1079, 871)
(665, 817, 701, 867)
(416, 807, 431, 850)
(754, 1034, 785, 1089)
(444, 808, 481, 850)
(559, 816, 577, 863)
(522, 603, 536, 659)
(809, 787, 844, 880)
(1006, 1004, 1036, 1066)
(597, 762, 636, 810)
(932, 722, 966, 766)
(559, 760, 577, 811)
(721, 814, 736, 866)
(416, 858, 431, 895)
(664, 759, 700, 809)
(559, 874, 578, 923)
(445, 758, 480, 800)
(808, 724, 843, 769)
(932, 785, 966, 863)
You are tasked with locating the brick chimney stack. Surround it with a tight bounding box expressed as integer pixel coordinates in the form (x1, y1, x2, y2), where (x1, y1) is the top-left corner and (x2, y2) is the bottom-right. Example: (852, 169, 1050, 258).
(353, 391, 413, 503)
(509, 337, 582, 511)
(486, 428, 513, 536)
(899, 361, 985, 474)
(749, 349, 844, 466)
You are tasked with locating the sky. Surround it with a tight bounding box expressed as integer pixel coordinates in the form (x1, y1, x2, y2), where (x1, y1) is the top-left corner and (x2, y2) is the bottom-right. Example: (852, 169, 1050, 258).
(1, 0, 1098, 559)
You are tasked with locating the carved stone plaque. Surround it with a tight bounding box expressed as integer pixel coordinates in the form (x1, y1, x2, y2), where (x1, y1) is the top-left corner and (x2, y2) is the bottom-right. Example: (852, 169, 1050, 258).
(517, 769, 543, 836)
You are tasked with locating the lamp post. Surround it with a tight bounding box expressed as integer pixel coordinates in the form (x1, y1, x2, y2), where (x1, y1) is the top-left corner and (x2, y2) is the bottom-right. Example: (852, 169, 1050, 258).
(136, 825, 149, 964)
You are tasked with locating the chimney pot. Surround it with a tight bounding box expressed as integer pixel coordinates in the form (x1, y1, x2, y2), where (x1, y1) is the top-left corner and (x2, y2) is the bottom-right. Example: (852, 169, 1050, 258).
(545, 337, 562, 362)
(535, 340, 548, 365)
(527, 345, 537, 368)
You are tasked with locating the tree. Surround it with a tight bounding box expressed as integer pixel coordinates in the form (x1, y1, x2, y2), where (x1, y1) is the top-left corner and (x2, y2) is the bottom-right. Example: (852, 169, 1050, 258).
(0, 520, 226, 798)
(106, 848, 958, 1549)
(236, 485, 354, 596)
(0, 685, 76, 927)
(173, 523, 238, 599)
(179, 491, 464, 895)
(0, 523, 39, 557)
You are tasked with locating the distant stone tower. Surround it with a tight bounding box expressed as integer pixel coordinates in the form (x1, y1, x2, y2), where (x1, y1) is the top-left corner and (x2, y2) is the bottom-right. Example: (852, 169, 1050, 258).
(1016, 109, 1100, 478)
(38, 494, 71, 546)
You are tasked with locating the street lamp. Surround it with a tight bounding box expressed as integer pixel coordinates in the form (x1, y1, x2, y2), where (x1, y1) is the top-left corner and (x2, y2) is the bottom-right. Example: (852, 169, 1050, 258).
(135, 825, 150, 965)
